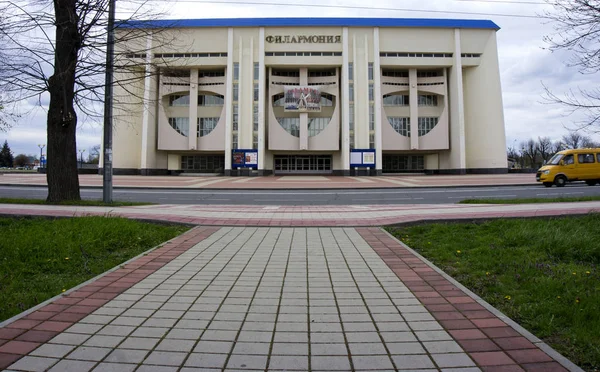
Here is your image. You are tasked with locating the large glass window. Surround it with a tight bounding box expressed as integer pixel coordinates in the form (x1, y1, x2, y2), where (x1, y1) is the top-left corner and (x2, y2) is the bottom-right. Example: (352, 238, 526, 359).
(233, 63, 239, 80)
(232, 133, 238, 149)
(382, 70, 408, 78)
(197, 117, 219, 137)
(277, 117, 300, 137)
(418, 95, 438, 106)
(417, 71, 440, 77)
(369, 105, 374, 131)
(273, 93, 285, 107)
(348, 63, 353, 80)
(308, 117, 329, 137)
(253, 62, 259, 80)
(320, 93, 334, 107)
(253, 104, 258, 131)
(233, 85, 238, 101)
(349, 104, 354, 131)
(168, 117, 189, 137)
(388, 117, 410, 137)
(368, 84, 374, 101)
(169, 95, 190, 106)
(418, 117, 439, 136)
(199, 70, 225, 78)
(253, 83, 259, 102)
(232, 104, 238, 131)
(383, 94, 409, 106)
(181, 155, 225, 172)
(198, 94, 224, 106)
(368, 63, 374, 80)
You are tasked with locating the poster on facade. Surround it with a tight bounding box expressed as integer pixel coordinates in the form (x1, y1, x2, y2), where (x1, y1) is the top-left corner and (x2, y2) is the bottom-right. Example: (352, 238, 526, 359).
(232, 152, 244, 165)
(284, 86, 321, 112)
(362, 152, 375, 165)
(245, 152, 258, 165)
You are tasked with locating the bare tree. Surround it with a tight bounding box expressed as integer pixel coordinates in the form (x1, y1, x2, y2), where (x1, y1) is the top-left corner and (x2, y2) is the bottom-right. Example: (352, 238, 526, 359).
(543, 1, 600, 131)
(551, 139, 564, 153)
(0, 1, 176, 202)
(582, 137, 600, 148)
(520, 139, 539, 168)
(561, 131, 589, 148)
(535, 136, 553, 164)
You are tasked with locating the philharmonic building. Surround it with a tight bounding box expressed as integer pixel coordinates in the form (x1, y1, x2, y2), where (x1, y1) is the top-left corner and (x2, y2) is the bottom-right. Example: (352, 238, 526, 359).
(111, 17, 508, 175)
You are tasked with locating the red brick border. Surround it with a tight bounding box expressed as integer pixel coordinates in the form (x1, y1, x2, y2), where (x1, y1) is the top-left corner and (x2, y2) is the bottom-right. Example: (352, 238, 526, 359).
(0, 226, 220, 370)
(357, 227, 571, 372)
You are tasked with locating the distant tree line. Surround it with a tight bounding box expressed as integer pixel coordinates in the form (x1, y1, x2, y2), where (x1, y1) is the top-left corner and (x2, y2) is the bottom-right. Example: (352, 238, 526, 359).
(0, 140, 100, 168)
(508, 132, 600, 169)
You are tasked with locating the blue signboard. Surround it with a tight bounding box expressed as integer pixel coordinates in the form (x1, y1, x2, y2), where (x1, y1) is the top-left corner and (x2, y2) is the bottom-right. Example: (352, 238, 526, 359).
(350, 149, 376, 168)
(232, 149, 258, 169)
(40, 156, 46, 167)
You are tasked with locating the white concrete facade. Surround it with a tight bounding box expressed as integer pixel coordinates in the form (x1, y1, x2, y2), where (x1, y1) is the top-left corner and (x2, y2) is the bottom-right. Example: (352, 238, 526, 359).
(112, 18, 507, 175)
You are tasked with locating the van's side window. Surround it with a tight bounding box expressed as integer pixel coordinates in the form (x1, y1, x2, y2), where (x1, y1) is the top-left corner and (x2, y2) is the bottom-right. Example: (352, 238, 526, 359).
(579, 154, 595, 164)
(564, 154, 574, 165)
(597, 154, 600, 163)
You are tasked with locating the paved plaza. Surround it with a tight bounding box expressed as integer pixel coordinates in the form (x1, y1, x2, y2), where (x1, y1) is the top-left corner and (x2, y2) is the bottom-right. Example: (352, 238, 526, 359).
(0, 227, 580, 371)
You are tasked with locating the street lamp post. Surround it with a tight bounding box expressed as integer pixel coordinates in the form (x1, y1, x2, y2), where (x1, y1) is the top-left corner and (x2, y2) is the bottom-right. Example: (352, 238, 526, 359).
(38, 144, 45, 168)
(78, 149, 86, 169)
(102, 0, 116, 203)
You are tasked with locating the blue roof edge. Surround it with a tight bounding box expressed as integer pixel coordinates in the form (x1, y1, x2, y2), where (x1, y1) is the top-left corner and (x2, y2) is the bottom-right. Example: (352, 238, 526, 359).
(118, 17, 500, 30)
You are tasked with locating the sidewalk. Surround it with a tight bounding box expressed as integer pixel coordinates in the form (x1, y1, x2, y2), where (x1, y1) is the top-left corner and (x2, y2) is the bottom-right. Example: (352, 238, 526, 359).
(0, 227, 580, 371)
(0, 201, 598, 226)
(0, 173, 537, 189)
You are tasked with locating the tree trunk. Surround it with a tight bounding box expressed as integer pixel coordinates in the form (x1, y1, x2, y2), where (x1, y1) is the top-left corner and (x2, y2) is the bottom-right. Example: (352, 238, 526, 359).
(46, 0, 81, 202)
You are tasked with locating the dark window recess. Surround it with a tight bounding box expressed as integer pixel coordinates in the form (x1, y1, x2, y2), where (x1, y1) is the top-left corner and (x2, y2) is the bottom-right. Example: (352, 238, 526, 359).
(382, 155, 425, 173)
(181, 155, 225, 173)
(274, 155, 332, 173)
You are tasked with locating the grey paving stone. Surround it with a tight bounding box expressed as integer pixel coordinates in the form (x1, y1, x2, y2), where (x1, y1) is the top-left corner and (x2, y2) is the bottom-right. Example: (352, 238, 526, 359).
(110, 316, 147, 327)
(423, 341, 464, 354)
(342, 322, 377, 332)
(130, 327, 169, 338)
(194, 341, 234, 354)
(402, 312, 436, 322)
(375, 321, 410, 332)
(83, 335, 125, 348)
(345, 332, 382, 343)
(268, 355, 309, 370)
(348, 342, 388, 355)
(310, 331, 346, 344)
(8, 356, 59, 371)
(182, 311, 215, 320)
(121, 309, 155, 318)
(66, 323, 103, 334)
(118, 337, 160, 350)
(311, 343, 348, 356)
(351, 355, 395, 370)
(226, 354, 268, 369)
(97, 325, 136, 337)
(441, 368, 482, 372)
(207, 320, 243, 331)
(104, 349, 149, 363)
(391, 354, 435, 369)
(67, 346, 112, 361)
(271, 342, 309, 356)
(200, 329, 238, 341)
(80, 315, 116, 324)
(311, 355, 352, 371)
(232, 342, 270, 355)
(415, 330, 453, 342)
(155, 339, 196, 352)
(274, 332, 308, 343)
(142, 317, 178, 328)
(184, 353, 228, 368)
(143, 351, 188, 366)
(92, 307, 125, 316)
(137, 365, 179, 372)
(410, 321, 444, 331)
(47, 359, 96, 372)
(48, 332, 91, 346)
(380, 331, 418, 343)
(29, 343, 75, 358)
(241, 321, 275, 332)
(431, 353, 477, 368)
(237, 331, 272, 343)
(92, 362, 137, 371)
(386, 342, 427, 355)
(166, 328, 203, 340)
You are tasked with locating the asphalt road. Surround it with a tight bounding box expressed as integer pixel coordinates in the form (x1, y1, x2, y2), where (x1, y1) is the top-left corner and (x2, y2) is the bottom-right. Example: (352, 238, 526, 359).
(1, 183, 600, 205)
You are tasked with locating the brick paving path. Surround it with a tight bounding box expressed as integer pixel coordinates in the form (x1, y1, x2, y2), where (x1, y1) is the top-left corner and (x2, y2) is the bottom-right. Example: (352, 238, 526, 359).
(0, 227, 581, 371)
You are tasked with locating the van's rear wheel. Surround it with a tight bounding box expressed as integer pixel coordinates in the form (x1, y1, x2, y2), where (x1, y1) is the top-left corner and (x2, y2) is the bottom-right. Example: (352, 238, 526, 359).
(554, 175, 567, 187)
(543, 182, 553, 188)
(586, 180, 598, 186)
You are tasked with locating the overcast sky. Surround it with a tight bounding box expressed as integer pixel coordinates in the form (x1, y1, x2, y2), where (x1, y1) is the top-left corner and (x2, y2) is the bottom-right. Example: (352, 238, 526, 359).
(2, 0, 598, 157)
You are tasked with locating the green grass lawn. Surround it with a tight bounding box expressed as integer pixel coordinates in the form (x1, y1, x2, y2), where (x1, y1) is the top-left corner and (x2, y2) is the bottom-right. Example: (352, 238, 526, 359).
(460, 195, 600, 204)
(0, 197, 151, 206)
(0, 217, 188, 322)
(386, 214, 600, 371)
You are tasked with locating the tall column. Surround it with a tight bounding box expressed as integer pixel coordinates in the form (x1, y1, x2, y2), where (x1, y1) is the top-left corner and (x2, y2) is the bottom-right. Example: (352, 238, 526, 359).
(409, 68, 419, 150)
(258, 28, 266, 171)
(450, 28, 466, 171)
(299, 67, 308, 150)
(140, 32, 154, 171)
(341, 27, 350, 172)
(224, 28, 234, 172)
(373, 28, 383, 173)
(188, 69, 199, 150)
(238, 37, 245, 148)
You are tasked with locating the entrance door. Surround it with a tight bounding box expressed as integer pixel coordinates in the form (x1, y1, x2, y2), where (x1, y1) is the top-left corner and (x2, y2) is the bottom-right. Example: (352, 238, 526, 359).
(274, 155, 333, 174)
(382, 155, 425, 173)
